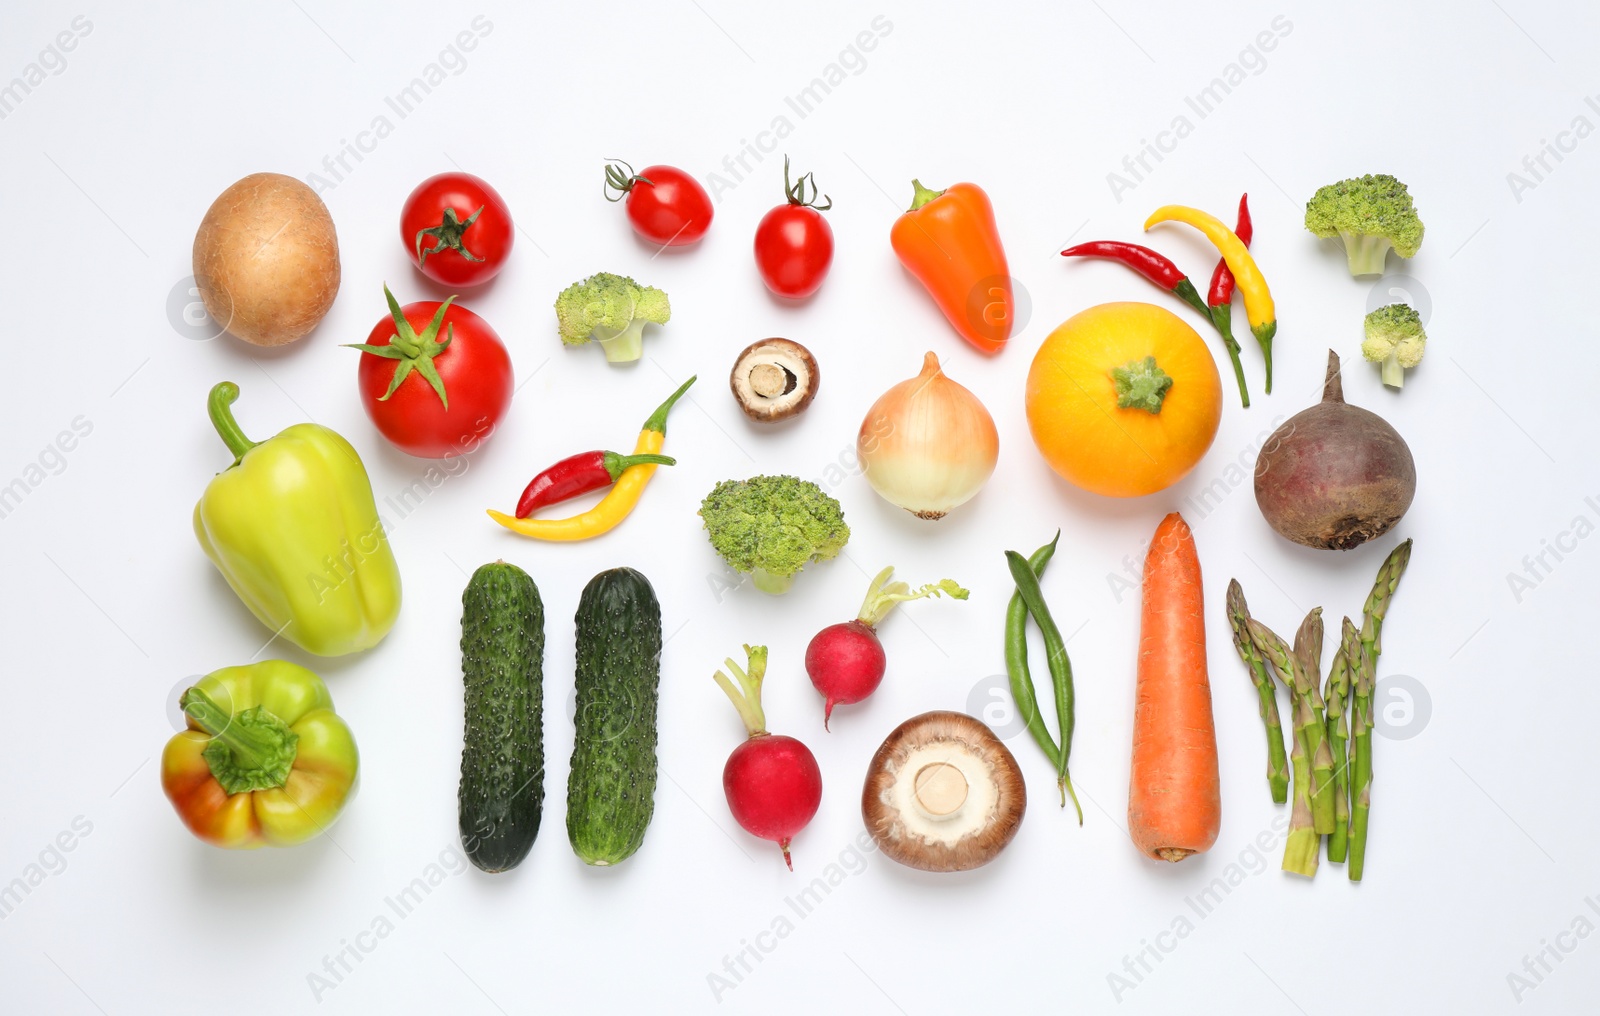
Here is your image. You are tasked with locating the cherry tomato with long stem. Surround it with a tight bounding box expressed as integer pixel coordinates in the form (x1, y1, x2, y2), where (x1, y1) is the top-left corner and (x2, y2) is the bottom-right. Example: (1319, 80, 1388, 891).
(604, 159, 713, 246)
(754, 157, 834, 299)
(346, 286, 513, 458)
(401, 172, 513, 287)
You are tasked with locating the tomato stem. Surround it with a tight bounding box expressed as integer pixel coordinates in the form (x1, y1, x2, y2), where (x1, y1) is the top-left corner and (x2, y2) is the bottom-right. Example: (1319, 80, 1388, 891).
(782, 155, 832, 211)
(602, 158, 653, 202)
(341, 285, 456, 409)
(415, 205, 485, 266)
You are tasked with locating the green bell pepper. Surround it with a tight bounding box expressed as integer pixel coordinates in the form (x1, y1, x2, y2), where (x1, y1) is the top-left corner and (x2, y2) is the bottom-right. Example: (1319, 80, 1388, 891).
(194, 382, 401, 656)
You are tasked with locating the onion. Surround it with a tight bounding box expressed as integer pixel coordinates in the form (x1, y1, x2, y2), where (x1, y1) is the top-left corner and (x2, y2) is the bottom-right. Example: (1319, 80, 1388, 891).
(858, 351, 999, 520)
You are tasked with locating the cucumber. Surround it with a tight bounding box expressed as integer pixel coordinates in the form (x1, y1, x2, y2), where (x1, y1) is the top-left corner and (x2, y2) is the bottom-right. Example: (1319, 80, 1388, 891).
(459, 561, 544, 873)
(566, 567, 662, 865)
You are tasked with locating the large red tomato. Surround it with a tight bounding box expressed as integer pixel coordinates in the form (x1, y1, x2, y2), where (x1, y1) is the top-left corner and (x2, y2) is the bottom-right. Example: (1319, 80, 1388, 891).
(604, 160, 713, 246)
(401, 172, 513, 287)
(350, 287, 513, 458)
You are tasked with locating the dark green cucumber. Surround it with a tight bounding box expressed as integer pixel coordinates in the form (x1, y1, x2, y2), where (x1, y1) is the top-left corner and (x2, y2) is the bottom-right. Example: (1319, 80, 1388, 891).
(566, 567, 661, 865)
(459, 561, 544, 873)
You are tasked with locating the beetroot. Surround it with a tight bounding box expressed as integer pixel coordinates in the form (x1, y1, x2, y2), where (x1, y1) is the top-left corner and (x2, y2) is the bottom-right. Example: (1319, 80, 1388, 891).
(714, 645, 822, 869)
(805, 567, 967, 728)
(1254, 350, 1415, 550)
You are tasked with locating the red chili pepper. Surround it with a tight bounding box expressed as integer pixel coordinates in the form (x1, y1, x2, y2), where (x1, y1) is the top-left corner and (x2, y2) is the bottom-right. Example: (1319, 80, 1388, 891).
(516, 450, 676, 518)
(1206, 194, 1253, 307)
(1061, 241, 1211, 319)
(1062, 237, 1251, 408)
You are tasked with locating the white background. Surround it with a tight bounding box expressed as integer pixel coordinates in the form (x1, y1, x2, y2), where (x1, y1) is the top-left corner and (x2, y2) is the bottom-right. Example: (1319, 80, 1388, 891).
(1, 2, 1594, 1013)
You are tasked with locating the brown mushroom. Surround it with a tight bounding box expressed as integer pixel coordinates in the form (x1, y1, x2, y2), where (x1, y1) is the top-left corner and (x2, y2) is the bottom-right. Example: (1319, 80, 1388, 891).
(861, 711, 1026, 872)
(729, 338, 819, 422)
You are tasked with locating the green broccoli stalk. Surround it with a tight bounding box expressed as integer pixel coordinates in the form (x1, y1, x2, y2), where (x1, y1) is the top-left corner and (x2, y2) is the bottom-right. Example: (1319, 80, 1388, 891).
(1304, 175, 1425, 277)
(699, 475, 850, 595)
(554, 272, 671, 364)
(1361, 304, 1426, 389)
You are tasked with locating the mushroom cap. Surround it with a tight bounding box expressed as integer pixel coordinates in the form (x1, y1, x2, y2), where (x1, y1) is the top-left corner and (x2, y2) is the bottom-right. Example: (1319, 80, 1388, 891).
(861, 710, 1026, 872)
(729, 338, 819, 422)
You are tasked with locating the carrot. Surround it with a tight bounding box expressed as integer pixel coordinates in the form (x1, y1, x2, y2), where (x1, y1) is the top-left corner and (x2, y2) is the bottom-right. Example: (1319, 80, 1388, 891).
(1127, 512, 1221, 862)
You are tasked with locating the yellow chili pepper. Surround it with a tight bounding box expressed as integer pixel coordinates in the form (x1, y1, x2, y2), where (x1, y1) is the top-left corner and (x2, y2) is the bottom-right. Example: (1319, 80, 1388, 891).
(1145, 204, 1278, 392)
(487, 376, 694, 541)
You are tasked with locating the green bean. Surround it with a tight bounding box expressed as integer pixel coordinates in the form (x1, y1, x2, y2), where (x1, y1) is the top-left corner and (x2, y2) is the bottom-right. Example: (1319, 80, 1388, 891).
(1004, 535, 1062, 781)
(1005, 544, 1083, 823)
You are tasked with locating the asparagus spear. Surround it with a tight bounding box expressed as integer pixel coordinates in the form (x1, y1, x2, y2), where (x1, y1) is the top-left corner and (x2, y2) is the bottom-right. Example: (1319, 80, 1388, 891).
(1226, 580, 1290, 804)
(1292, 608, 1336, 835)
(1324, 618, 1359, 863)
(1249, 618, 1318, 878)
(1348, 641, 1376, 881)
(1348, 539, 1414, 883)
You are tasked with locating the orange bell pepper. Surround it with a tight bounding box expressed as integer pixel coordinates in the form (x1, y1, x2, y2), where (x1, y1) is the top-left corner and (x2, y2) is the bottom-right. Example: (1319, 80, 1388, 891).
(889, 180, 1014, 354)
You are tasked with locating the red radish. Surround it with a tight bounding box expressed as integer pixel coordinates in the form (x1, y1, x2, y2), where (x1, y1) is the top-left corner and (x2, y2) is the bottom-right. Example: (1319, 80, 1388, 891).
(805, 567, 968, 729)
(715, 645, 822, 870)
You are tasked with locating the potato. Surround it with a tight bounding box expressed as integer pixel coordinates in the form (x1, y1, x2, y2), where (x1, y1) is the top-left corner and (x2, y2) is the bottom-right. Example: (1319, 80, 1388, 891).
(192, 173, 340, 347)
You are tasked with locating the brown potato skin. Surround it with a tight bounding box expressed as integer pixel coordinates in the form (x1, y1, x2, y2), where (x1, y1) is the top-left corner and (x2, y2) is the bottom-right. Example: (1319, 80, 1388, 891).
(192, 173, 340, 346)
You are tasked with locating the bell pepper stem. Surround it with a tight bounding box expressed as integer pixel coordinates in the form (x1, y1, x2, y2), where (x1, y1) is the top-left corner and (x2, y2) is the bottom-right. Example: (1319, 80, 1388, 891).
(180, 687, 299, 794)
(907, 178, 945, 212)
(207, 382, 259, 464)
(642, 375, 698, 434)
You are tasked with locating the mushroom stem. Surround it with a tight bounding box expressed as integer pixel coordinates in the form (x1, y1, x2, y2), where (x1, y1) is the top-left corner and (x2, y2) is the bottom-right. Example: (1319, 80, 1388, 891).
(913, 762, 969, 817)
(748, 362, 794, 398)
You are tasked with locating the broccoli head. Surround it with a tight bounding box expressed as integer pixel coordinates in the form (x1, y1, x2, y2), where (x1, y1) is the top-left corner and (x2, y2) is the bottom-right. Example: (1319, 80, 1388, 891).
(1361, 303, 1426, 389)
(1304, 174, 1425, 277)
(554, 272, 670, 363)
(699, 475, 850, 595)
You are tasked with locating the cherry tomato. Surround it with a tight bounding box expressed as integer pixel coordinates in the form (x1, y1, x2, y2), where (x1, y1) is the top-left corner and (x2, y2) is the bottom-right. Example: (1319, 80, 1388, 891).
(401, 172, 513, 287)
(604, 160, 713, 246)
(754, 158, 834, 299)
(351, 287, 513, 458)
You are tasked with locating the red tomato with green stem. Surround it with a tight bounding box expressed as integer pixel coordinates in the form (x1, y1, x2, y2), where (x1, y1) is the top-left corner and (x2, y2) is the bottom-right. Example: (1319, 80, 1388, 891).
(604, 159, 713, 246)
(347, 286, 513, 458)
(754, 157, 834, 299)
(401, 172, 513, 287)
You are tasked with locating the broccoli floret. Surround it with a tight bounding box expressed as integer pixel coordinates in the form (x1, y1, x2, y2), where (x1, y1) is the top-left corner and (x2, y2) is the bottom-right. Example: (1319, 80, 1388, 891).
(554, 272, 670, 363)
(1304, 174, 1425, 277)
(699, 475, 850, 595)
(1362, 303, 1426, 389)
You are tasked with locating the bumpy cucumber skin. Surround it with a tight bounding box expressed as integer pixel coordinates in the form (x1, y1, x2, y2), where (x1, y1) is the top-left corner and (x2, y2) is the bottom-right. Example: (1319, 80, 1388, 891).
(566, 567, 662, 866)
(459, 562, 545, 873)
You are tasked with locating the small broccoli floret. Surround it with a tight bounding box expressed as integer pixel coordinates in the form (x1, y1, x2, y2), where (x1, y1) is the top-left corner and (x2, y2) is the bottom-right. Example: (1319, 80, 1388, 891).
(699, 475, 850, 595)
(553, 272, 671, 363)
(1304, 174, 1425, 277)
(1361, 303, 1426, 389)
